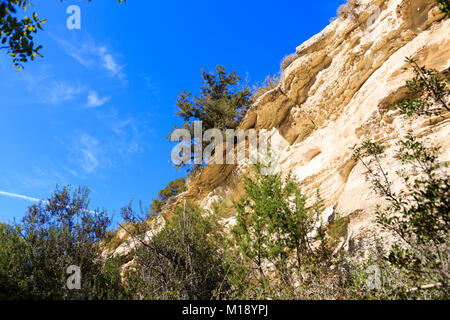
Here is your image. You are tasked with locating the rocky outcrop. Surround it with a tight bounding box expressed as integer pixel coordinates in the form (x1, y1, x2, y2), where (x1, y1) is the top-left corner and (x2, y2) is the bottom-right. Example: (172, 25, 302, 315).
(175, 0, 449, 249)
(107, 0, 450, 258)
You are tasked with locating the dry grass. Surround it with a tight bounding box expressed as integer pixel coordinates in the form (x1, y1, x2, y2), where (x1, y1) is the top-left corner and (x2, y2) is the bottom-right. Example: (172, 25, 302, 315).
(102, 220, 148, 252)
(102, 230, 124, 252)
(337, 0, 360, 20)
(252, 74, 280, 101)
(280, 53, 298, 72)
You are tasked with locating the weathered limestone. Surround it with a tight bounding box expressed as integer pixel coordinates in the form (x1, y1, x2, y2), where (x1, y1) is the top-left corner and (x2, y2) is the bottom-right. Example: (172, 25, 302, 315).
(108, 0, 450, 258)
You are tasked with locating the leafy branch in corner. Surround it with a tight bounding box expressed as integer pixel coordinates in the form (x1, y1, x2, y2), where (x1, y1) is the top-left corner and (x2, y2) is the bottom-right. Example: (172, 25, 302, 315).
(0, 0, 125, 70)
(437, 0, 450, 16)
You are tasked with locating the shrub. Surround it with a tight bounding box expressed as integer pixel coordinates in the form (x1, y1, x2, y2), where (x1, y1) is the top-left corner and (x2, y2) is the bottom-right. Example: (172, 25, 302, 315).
(103, 229, 126, 252)
(228, 164, 346, 299)
(337, 0, 360, 20)
(328, 214, 349, 247)
(353, 136, 450, 298)
(352, 57, 450, 298)
(0, 223, 32, 299)
(120, 202, 229, 300)
(0, 185, 126, 300)
(149, 177, 186, 216)
(103, 177, 187, 253)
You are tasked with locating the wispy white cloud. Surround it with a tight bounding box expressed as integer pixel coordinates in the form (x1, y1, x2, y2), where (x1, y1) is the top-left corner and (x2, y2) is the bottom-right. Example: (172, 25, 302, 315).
(52, 33, 125, 79)
(22, 67, 114, 107)
(64, 110, 146, 178)
(46, 81, 84, 104)
(0, 191, 45, 203)
(22, 69, 84, 104)
(97, 108, 145, 158)
(74, 135, 100, 174)
(98, 46, 125, 78)
(87, 90, 110, 108)
(67, 133, 112, 177)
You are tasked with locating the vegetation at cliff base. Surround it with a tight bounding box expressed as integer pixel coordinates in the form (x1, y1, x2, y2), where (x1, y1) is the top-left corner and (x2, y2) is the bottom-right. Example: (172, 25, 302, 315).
(0, 186, 127, 299)
(353, 136, 449, 298)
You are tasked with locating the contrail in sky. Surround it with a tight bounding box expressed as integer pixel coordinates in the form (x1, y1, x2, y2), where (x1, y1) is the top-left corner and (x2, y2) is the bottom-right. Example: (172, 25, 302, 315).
(0, 191, 99, 215)
(0, 191, 46, 203)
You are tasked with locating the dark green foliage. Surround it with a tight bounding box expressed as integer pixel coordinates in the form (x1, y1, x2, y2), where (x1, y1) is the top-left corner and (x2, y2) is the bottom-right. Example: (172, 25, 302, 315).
(171, 65, 252, 170)
(437, 0, 450, 16)
(0, 0, 46, 70)
(121, 202, 229, 300)
(0, 222, 33, 299)
(149, 177, 186, 217)
(353, 136, 449, 298)
(175, 65, 252, 132)
(395, 58, 449, 116)
(328, 215, 349, 247)
(0, 185, 126, 300)
(230, 165, 339, 298)
(94, 256, 132, 300)
(0, 0, 124, 69)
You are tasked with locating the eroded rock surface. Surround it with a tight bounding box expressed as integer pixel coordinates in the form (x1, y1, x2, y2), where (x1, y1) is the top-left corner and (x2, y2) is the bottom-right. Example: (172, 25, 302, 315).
(108, 0, 450, 258)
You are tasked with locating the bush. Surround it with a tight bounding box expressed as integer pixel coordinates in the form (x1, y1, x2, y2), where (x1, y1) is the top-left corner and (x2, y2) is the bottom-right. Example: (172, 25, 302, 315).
(0, 185, 126, 300)
(0, 223, 32, 299)
(121, 202, 229, 300)
(353, 136, 449, 298)
(352, 57, 450, 298)
(227, 165, 349, 299)
(103, 177, 187, 253)
(337, 0, 360, 20)
(149, 177, 186, 216)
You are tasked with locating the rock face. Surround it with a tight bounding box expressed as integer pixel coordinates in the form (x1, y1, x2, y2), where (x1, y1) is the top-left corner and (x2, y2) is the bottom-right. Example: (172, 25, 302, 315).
(170, 0, 449, 250)
(108, 0, 450, 258)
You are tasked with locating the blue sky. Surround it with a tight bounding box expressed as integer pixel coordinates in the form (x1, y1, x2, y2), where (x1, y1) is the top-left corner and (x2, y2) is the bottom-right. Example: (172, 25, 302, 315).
(0, 0, 344, 226)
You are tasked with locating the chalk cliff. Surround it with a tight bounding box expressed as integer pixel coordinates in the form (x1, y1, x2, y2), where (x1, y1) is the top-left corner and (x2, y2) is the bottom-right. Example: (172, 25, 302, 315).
(107, 0, 450, 258)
